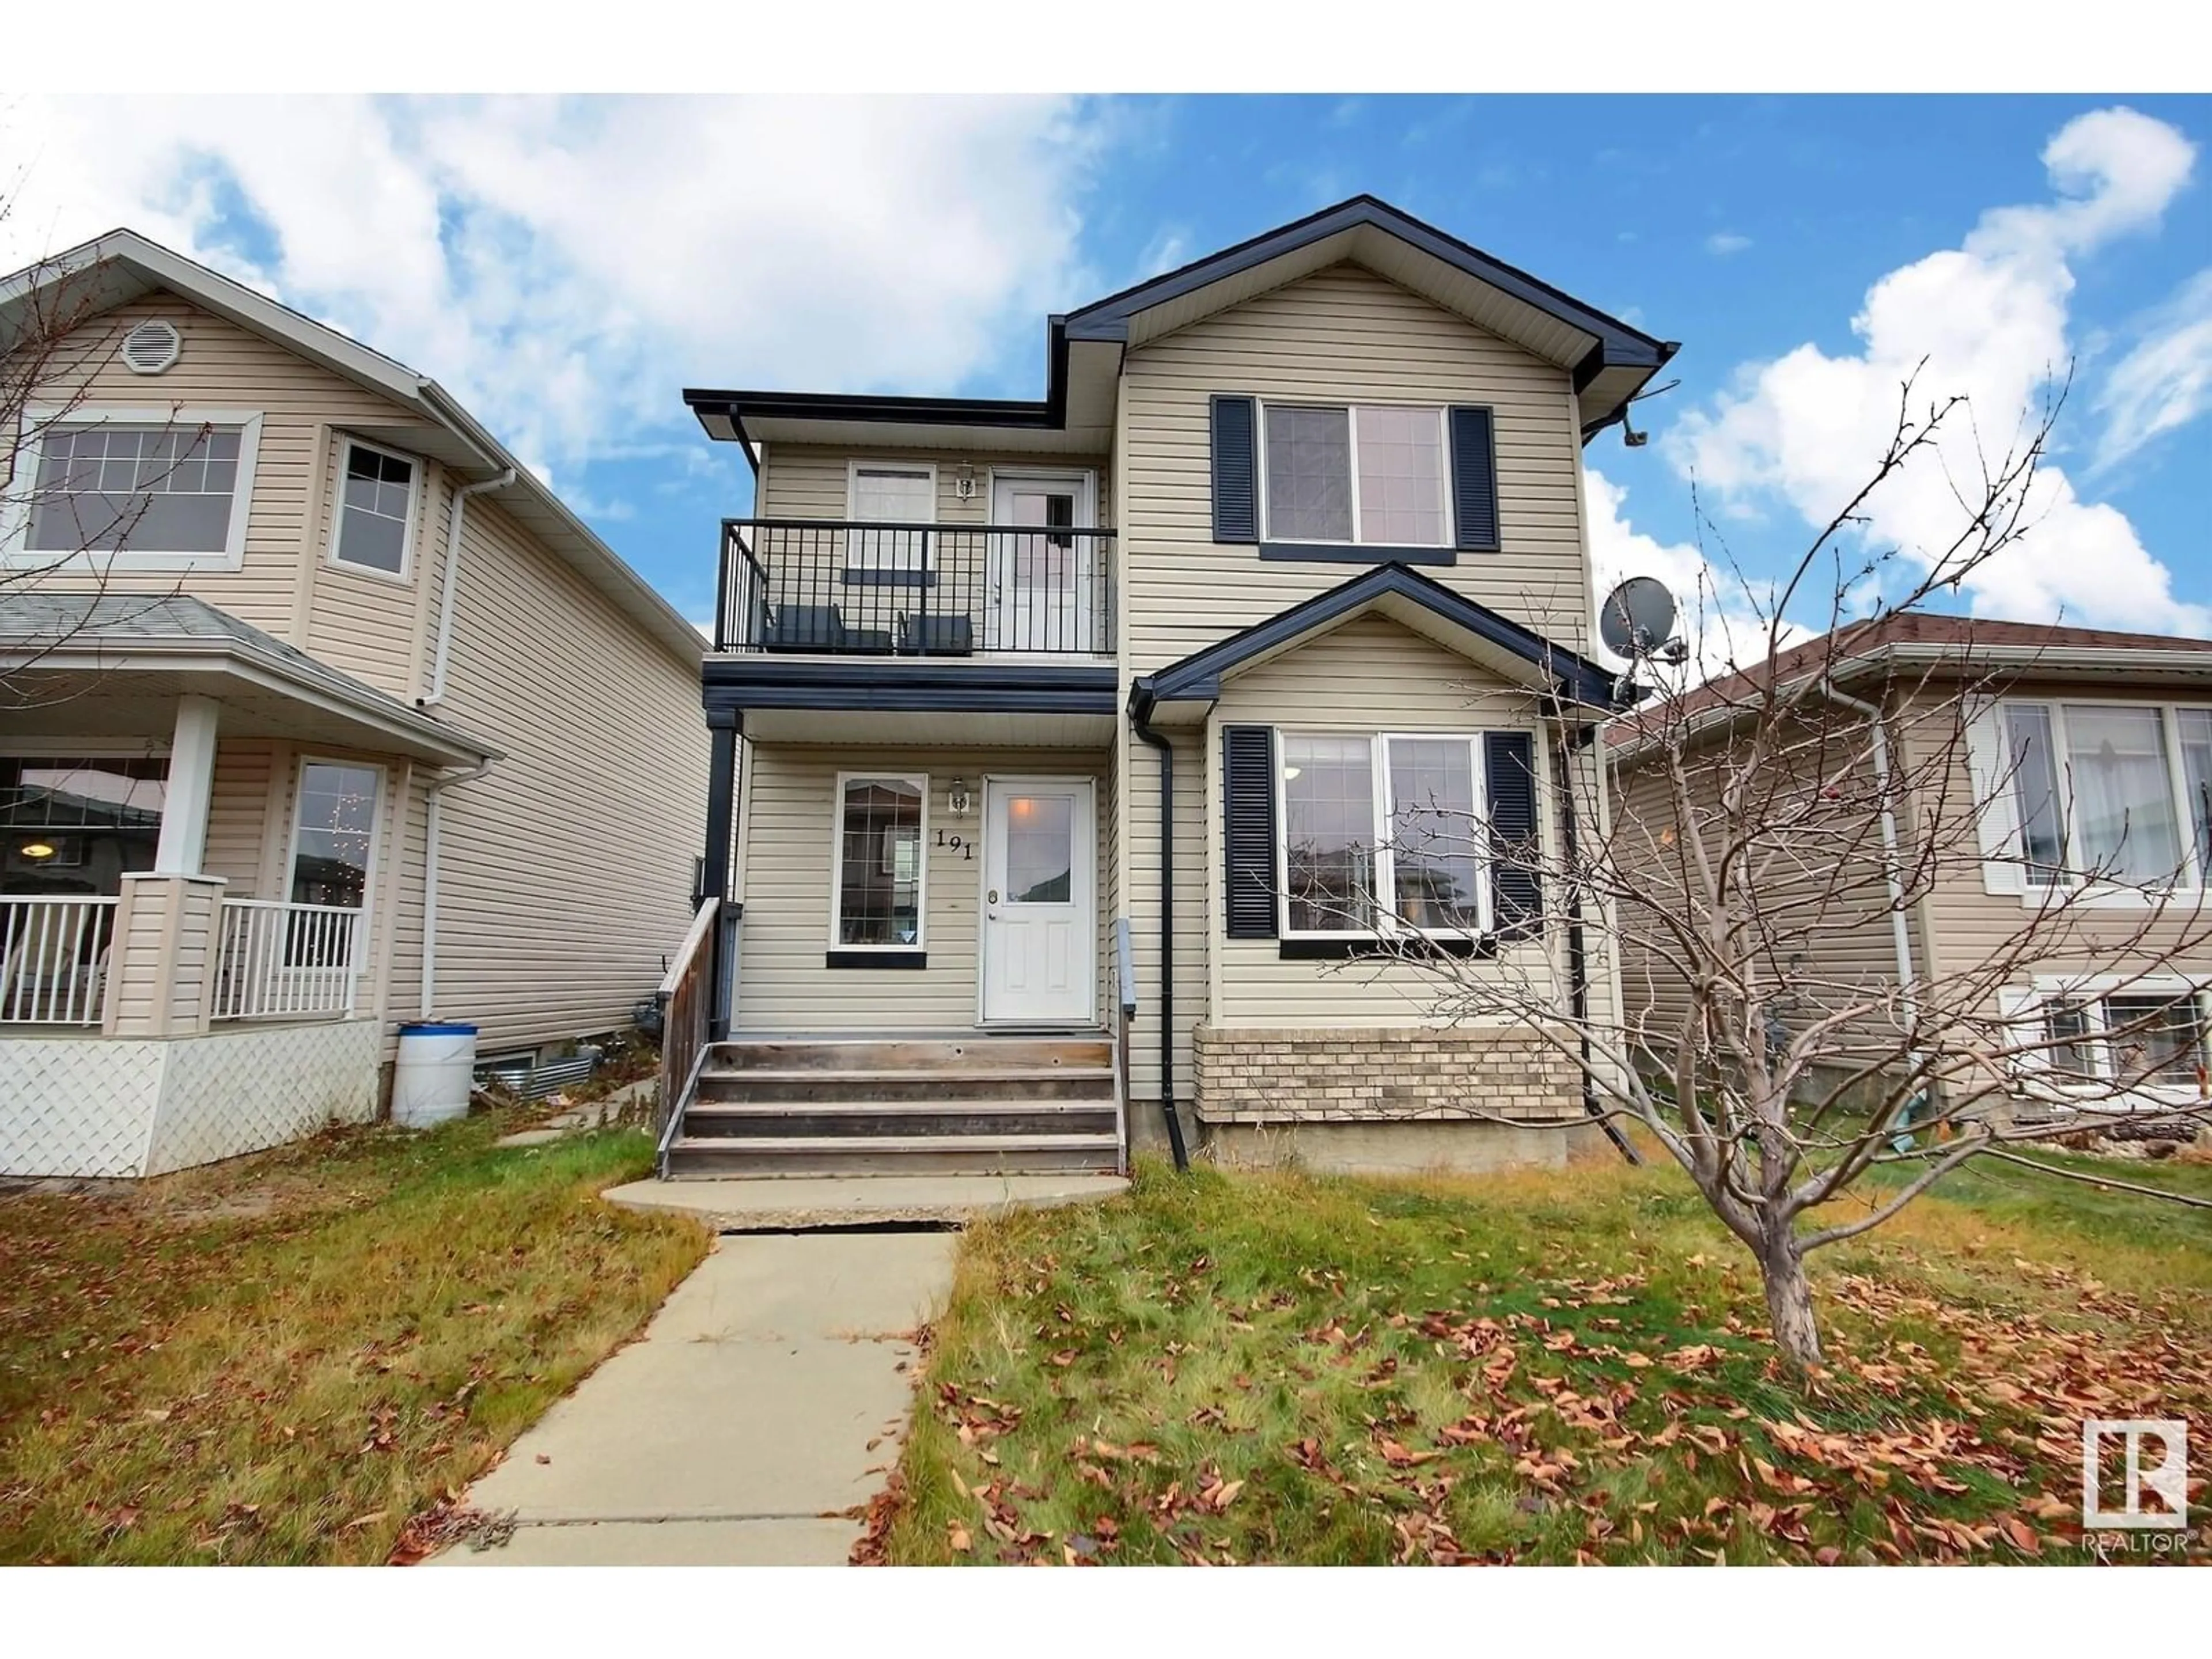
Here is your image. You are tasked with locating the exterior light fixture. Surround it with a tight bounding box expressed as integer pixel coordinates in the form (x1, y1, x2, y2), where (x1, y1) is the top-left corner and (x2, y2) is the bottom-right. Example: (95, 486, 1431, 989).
(947, 779, 974, 817)
(20, 842, 55, 860)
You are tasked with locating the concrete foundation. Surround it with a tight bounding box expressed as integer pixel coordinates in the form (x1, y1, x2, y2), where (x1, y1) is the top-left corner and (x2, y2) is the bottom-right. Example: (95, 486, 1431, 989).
(1202, 1116, 1610, 1175)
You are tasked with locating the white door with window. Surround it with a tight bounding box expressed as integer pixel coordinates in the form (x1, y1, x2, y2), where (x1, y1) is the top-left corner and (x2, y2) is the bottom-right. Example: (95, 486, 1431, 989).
(979, 778, 1094, 1025)
(987, 474, 1095, 653)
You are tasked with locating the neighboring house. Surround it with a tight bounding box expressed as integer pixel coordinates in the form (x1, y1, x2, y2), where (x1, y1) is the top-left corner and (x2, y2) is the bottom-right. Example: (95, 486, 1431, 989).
(1, 232, 709, 1179)
(660, 196, 1677, 1177)
(1606, 613, 2212, 1113)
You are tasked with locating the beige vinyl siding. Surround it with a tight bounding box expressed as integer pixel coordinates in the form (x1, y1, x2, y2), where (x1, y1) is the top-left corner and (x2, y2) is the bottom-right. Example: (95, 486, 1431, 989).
(299, 435, 444, 699)
(1117, 262, 1594, 677)
(1898, 681, 2212, 1001)
(422, 496, 707, 1053)
(734, 744, 1110, 1033)
(17, 291, 442, 662)
(202, 740, 280, 896)
(759, 446, 1114, 528)
(1609, 708, 1914, 1054)
(1206, 615, 1565, 1027)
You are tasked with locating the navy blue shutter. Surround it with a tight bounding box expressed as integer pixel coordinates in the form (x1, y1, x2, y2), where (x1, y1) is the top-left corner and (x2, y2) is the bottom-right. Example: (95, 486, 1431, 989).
(1222, 725, 1278, 938)
(1449, 406, 1499, 552)
(1484, 730, 1541, 938)
(1211, 395, 1258, 543)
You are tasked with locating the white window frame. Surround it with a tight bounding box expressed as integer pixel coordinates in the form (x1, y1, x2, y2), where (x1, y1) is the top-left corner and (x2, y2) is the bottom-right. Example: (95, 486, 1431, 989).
(1274, 729, 1493, 940)
(2, 406, 264, 572)
(282, 753, 385, 925)
(1256, 402, 1453, 549)
(2007, 973, 2211, 1104)
(2001, 696, 2210, 905)
(827, 771, 930, 952)
(844, 460, 938, 578)
(328, 434, 423, 584)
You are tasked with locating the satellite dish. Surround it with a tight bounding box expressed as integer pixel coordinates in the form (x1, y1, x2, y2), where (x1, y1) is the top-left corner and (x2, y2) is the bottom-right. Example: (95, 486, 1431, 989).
(1599, 575, 1679, 660)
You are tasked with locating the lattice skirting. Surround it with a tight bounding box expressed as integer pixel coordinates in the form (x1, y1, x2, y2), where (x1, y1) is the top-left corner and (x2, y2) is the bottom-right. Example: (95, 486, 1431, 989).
(0, 1020, 382, 1179)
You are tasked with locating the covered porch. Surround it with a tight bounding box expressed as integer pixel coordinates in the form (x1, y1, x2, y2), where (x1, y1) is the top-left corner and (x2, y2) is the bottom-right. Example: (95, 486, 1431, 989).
(1, 594, 498, 1176)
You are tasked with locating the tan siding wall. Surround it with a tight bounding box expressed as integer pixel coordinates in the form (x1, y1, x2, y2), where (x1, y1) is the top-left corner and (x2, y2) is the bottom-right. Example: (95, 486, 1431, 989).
(1111, 265, 1601, 1112)
(734, 745, 1109, 1033)
(1899, 683, 2212, 1001)
(1207, 616, 1565, 1027)
(1609, 705, 1923, 1058)
(202, 740, 279, 896)
(425, 497, 708, 1053)
(759, 446, 1114, 528)
(1117, 263, 1593, 677)
(17, 291, 442, 668)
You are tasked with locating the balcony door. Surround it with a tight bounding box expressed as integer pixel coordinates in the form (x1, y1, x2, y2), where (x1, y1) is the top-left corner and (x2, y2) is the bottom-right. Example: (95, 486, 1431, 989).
(987, 472, 1096, 654)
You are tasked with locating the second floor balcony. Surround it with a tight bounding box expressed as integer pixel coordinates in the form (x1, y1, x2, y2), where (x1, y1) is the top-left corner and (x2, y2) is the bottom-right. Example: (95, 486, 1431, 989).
(715, 518, 1115, 660)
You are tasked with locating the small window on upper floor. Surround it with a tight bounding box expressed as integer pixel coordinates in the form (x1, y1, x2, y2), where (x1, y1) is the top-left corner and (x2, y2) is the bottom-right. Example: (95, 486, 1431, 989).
(17, 415, 260, 567)
(1262, 403, 1449, 547)
(334, 440, 419, 577)
(846, 461, 935, 582)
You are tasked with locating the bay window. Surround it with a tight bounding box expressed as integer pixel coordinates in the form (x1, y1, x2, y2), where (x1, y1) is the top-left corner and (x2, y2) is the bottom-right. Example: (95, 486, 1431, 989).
(1279, 732, 1487, 937)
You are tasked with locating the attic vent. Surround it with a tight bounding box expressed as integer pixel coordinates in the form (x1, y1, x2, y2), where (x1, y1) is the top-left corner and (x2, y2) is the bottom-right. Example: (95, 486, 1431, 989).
(119, 319, 183, 375)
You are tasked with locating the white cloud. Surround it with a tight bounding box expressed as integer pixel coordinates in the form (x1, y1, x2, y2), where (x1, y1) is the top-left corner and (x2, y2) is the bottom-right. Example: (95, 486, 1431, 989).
(2093, 266, 2212, 470)
(1666, 105, 2207, 636)
(1705, 231, 1752, 256)
(0, 96, 1105, 474)
(1584, 467, 1808, 680)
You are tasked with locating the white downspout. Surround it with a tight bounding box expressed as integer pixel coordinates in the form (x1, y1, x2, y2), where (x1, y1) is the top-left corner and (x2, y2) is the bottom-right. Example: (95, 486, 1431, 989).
(1817, 679, 1920, 1039)
(419, 758, 494, 1021)
(421, 466, 517, 710)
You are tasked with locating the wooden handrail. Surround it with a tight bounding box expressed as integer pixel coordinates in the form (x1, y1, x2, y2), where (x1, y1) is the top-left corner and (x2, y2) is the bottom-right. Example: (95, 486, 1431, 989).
(655, 897, 720, 1151)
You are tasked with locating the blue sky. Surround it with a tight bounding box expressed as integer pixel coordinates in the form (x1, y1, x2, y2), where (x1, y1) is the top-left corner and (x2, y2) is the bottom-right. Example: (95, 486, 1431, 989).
(5, 94, 2207, 645)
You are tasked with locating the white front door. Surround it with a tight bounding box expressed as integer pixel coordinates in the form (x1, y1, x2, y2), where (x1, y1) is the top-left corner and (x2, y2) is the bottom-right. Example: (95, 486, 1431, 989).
(980, 778, 1094, 1025)
(987, 474, 1096, 653)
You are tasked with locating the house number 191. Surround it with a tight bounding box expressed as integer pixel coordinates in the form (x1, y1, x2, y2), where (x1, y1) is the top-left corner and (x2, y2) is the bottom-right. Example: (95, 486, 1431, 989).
(935, 830, 975, 859)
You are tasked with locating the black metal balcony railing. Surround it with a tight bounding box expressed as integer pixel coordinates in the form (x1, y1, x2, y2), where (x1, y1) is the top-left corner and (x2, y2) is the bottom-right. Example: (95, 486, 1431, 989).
(716, 518, 1115, 658)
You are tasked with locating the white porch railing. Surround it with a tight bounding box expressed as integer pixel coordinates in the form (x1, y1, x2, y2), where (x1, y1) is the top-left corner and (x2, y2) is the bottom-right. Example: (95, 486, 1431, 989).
(0, 896, 118, 1025)
(211, 899, 362, 1022)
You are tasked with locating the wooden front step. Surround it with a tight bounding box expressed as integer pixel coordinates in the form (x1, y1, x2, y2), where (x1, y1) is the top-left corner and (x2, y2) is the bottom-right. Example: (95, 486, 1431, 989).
(664, 1033, 1126, 1180)
(665, 1132, 1123, 1178)
(682, 1099, 1118, 1139)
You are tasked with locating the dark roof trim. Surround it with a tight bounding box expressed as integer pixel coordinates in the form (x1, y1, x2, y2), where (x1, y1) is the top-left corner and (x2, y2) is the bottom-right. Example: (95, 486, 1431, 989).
(683, 319, 1074, 460)
(702, 656, 1116, 715)
(1064, 195, 1672, 372)
(1130, 561, 1628, 715)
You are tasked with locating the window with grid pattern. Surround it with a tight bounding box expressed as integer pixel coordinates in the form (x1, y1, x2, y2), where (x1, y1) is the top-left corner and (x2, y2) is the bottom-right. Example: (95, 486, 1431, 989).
(26, 423, 244, 555)
(335, 442, 416, 574)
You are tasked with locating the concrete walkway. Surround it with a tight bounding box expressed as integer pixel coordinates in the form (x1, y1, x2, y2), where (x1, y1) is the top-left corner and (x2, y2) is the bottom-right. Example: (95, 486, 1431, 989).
(435, 1230, 956, 1566)
(604, 1171, 1130, 1230)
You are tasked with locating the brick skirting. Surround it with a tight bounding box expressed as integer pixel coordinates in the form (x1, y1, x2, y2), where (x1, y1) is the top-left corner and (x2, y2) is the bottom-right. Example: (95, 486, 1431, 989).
(1192, 1024, 1580, 1124)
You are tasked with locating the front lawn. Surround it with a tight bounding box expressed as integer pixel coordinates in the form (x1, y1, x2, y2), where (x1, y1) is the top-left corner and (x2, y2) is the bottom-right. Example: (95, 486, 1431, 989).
(884, 1147, 2211, 1565)
(0, 1115, 708, 1565)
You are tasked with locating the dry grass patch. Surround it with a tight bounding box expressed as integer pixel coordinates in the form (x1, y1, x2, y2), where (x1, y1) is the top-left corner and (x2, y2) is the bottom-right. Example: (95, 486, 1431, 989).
(0, 1114, 707, 1564)
(883, 1150, 2210, 1566)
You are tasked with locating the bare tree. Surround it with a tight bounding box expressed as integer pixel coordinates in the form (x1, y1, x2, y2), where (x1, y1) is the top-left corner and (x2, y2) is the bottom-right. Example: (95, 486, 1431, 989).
(2, 195, 195, 709)
(1274, 374, 2212, 1370)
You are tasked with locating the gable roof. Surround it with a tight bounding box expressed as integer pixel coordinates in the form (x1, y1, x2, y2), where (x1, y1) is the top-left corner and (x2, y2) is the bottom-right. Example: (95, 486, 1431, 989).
(684, 195, 1678, 463)
(1129, 562, 1631, 722)
(0, 230, 703, 667)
